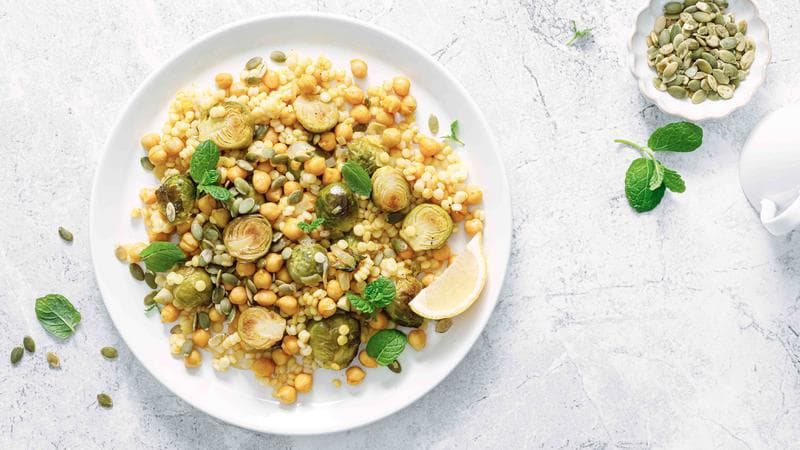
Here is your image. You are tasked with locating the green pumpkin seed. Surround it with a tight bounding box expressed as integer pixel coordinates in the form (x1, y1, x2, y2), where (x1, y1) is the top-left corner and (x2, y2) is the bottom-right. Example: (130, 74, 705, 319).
(387, 360, 402, 373)
(667, 86, 688, 99)
(278, 283, 296, 295)
(245, 279, 257, 295)
(58, 226, 74, 242)
(221, 272, 240, 286)
(691, 90, 707, 104)
(144, 271, 157, 289)
(287, 190, 303, 205)
(270, 154, 290, 166)
(144, 291, 157, 306)
(140, 156, 155, 171)
(23, 336, 35, 353)
(170, 324, 182, 334)
(181, 340, 193, 356)
(435, 318, 453, 333)
(129, 263, 145, 281)
(270, 50, 287, 63)
(717, 84, 734, 99)
(101, 346, 118, 359)
(664, 2, 683, 14)
(165, 202, 177, 222)
(428, 114, 439, 134)
(740, 50, 755, 70)
(97, 393, 113, 408)
(238, 197, 256, 214)
(47, 352, 60, 368)
(245, 56, 263, 70)
(198, 311, 211, 329)
(10, 346, 23, 364)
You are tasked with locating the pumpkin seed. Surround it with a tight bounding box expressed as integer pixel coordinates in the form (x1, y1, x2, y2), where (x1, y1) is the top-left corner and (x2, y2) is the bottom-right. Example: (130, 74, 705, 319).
(58, 226, 74, 242)
(220, 298, 232, 315)
(270, 50, 287, 63)
(270, 154, 290, 165)
(181, 340, 193, 356)
(10, 346, 23, 364)
(245, 56, 263, 70)
(387, 360, 402, 373)
(278, 283, 297, 295)
(23, 336, 35, 353)
(691, 90, 707, 104)
(165, 202, 176, 222)
(47, 352, 60, 368)
(245, 278, 257, 294)
(428, 114, 439, 134)
(212, 285, 225, 303)
(198, 311, 211, 329)
(144, 291, 157, 306)
(238, 197, 255, 214)
(204, 226, 220, 242)
(170, 324, 182, 334)
(287, 190, 303, 205)
(740, 50, 755, 70)
(100, 346, 118, 359)
(667, 86, 688, 99)
(435, 318, 453, 333)
(221, 272, 240, 286)
(129, 263, 145, 281)
(717, 84, 734, 99)
(140, 156, 155, 171)
(664, 2, 683, 14)
(271, 175, 287, 190)
(97, 393, 113, 408)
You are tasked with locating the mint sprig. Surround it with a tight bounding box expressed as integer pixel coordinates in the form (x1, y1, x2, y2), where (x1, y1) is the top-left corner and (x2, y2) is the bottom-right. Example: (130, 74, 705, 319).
(615, 121, 701, 212)
(297, 217, 324, 233)
(348, 277, 397, 314)
(366, 329, 407, 365)
(567, 20, 592, 46)
(191, 140, 231, 201)
(342, 161, 372, 196)
(440, 120, 464, 145)
(139, 242, 186, 272)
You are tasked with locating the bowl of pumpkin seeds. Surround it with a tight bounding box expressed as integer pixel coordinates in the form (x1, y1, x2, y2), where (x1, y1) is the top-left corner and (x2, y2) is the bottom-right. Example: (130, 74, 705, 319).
(628, 0, 770, 120)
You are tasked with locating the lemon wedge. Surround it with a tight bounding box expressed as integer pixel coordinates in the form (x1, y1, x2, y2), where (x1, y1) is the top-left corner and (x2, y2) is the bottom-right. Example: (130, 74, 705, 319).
(409, 233, 487, 319)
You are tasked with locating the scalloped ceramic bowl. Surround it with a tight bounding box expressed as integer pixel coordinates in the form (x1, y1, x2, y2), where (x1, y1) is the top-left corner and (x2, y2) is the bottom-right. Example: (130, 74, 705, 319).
(628, 0, 771, 121)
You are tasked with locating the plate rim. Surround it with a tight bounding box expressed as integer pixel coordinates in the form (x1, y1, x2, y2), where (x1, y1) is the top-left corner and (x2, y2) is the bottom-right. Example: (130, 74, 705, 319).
(89, 11, 512, 435)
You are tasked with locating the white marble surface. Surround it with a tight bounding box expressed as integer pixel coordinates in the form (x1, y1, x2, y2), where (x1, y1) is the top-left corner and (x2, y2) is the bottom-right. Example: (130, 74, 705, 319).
(1, 0, 800, 448)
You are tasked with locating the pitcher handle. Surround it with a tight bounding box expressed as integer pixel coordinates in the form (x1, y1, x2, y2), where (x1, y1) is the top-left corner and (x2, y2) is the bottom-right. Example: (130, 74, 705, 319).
(760, 194, 800, 236)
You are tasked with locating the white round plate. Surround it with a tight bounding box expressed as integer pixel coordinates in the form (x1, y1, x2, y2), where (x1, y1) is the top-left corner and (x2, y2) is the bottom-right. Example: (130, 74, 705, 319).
(90, 13, 511, 435)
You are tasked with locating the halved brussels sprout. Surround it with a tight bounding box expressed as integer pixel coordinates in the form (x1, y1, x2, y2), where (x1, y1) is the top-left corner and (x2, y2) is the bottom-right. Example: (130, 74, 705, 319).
(399, 204, 453, 251)
(237, 306, 286, 349)
(385, 277, 423, 327)
(198, 102, 254, 150)
(156, 174, 196, 223)
(223, 215, 273, 262)
(287, 242, 327, 285)
(371, 166, 411, 213)
(346, 137, 382, 175)
(315, 183, 358, 232)
(293, 96, 339, 133)
(307, 314, 360, 369)
(172, 266, 213, 309)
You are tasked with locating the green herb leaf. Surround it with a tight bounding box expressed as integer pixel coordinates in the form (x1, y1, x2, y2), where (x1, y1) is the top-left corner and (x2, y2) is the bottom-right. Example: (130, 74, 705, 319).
(139, 242, 186, 273)
(35, 294, 81, 339)
(347, 292, 374, 315)
(364, 277, 396, 308)
(342, 161, 372, 196)
(625, 158, 666, 212)
(366, 329, 407, 365)
(441, 120, 464, 145)
(567, 20, 592, 46)
(648, 122, 703, 152)
(662, 165, 686, 193)
(189, 140, 220, 183)
(297, 217, 324, 233)
(200, 169, 220, 186)
(649, 161, 665, 191)
(198, 184, 232, 201)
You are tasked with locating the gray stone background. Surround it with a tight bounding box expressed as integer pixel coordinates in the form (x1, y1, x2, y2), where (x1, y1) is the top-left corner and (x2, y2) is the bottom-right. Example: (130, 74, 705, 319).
(1, 0, 800, 448)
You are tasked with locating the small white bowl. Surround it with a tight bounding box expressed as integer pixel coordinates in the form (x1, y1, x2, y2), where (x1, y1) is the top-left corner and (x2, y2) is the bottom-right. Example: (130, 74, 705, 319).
(628, 0, 771, 121)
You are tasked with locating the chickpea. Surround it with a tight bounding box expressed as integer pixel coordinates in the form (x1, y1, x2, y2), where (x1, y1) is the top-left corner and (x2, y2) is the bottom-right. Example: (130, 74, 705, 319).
(431, 244, 451, 261)
(398, 248, 414, 260)
(192, 329, 211, 348)
(419, 136, 442, 157)
(277, 295, 299, 315)
(197, 195, 216, 216)
(148, 145, 168, 166)
(230, 82, 246, 96)
(335, 122, 353, 141)
(325, 280, 343, 299)
(252, 357, 276, 378)
(227, 165, 247, 182)
(229, 286, 248, 305)
(317, 297, 337, 318)
(277, 268, 292, 283)
(408, 329, 427, 351)
(322, 167, 341, 185)
(263, 70, 280, 90)
(283, 218, 304, 241)
(160, 304, 180, 323)
(294, 373, 313, 393)
(345, 366, 366, 385)
(259, 202, 282, 222)
(465, 218, 483, 236)
(140, 133, 160, 150)
(265, 253, 284, 272)
(343, 85, 365, 105)
(400, 95, 417, 115)
(350, 105, 371, 124)
(266, 188, 282, 203)
(254, 289, 277, 306)
(451, 210, 467, 223)
(381, 95, 401, 114)
(208, 308, 224, 322)
(358, 350, 378, 368)
(297, 74, 317, 95)
(164, 136, 184, 156)
(283, 181, 301, 196)
(253, 269, 272, 289)
(381, 128, 402, 148)
(282, 335, 300, 355)
(350, 59, 368, 78)
(272, 349, 290, 366)
(368, 312, 388, 330)
(215, 72, 233, 89)
(184, 350, 202, 368)
(276, 385, 297, 404)
(252, 170, 271, 193)
(235, 262, 255, 278)
(466, 186, 483, 205)
(304, 156, 326, 176)
(318, 132, 336, 152)
(392, 76, 411, 96)
(280, 109, 296, 127)
(375, 110, 395, 127)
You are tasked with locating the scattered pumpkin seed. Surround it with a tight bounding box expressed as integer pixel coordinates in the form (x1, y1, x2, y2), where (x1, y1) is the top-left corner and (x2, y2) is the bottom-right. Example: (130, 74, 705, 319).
(47, 352, 60, 368)
(270, 50, 287, 63)
(58, 226, 74, 242)
(97, 393, 113, 408)
(278, 283, 297, 295)
(181, 340, 193, 356)
(10, 347, 23, 364)
(238, 197, 256, 214)
(165, 202, 176, 222)
(144, 291, 157, 306)
(254, 124, 268, 140)
(221, 272, 240, 286)
(101, 346, 118, 359)
(23, 336, 35, 353)
(220, 298, 233, 315)
(140, 156, 155, 171)
(435, 318, 453, 333)
(198, 311, 211, 329)
(129, 263, 145, 281)
(245, 56, 263, 70)
(170, 324, 182, 334)
(144, 271, 158, 289)
(428, 114, 440, 134)
(270, 154, 290, 166)
(212, 285, 225, 304)
(271, 175, 288, 190)
(387, 360, 402, 373)
(287, 190, 303, 205)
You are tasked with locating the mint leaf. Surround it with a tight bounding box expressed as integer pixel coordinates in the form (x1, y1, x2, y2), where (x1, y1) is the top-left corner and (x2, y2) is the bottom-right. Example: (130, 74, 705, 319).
(35, 294, 81, 339)
(567, 20, 592, 46)
(649, 161, 664, 191)
(662, 165, 686, 193)
(625, 158, 666, 212)
(648, 122, 703, 152)
(347, 292, 374, 315)
(366, 329, 407, 365)
(441, 120, 464, 145)
(139, 242, 186, 272)
(364, 277, 396, 308)
(198, 184, 232, 201)
(200, 169, 220, 186)
(342, 161, 372, 196)
(298, 217, 324, 233)
(190, 140, 220, 183)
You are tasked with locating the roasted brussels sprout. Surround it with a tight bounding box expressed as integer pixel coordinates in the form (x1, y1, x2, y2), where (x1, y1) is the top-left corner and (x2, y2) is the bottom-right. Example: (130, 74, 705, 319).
(385, 277, 423, 327)
(315, 183, 358, 232)
(198, 102, 254, 150)
(156, 174, 196, 223)
(308, 314, 360, 369)
(287, 242, 327, 285)
(172, 266, 213, 309)
(346, 137, 382, 175)
(399, 204, 453, 251)
(293, 96, 339, 133)
(223, 215, 273, 262)
(371, 166, 411, 213)
(237, 306, 286, 349)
